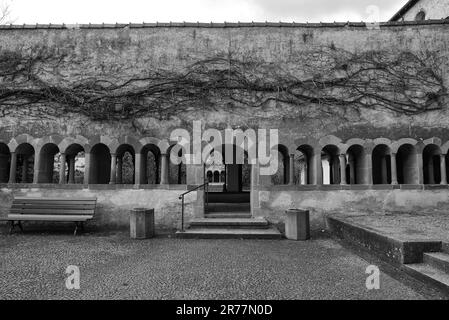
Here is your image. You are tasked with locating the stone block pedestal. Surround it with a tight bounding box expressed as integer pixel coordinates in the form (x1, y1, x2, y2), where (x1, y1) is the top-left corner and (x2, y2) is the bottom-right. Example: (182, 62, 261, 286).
(285, 209, 310, 241)
(130, 208, 155, 239)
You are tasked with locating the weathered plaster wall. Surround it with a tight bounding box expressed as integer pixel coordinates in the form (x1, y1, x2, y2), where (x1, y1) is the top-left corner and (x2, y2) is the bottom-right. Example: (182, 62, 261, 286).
(254, 186, 449, 232)
(0, 23, 448, 147)
(402, 0, 449, 20)
(0, 185, 198, 232)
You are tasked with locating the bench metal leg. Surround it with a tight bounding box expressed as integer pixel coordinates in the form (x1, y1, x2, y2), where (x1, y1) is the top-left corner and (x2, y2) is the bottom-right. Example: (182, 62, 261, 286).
(9, 221, 24, 235)
(9, 221, 15, 235)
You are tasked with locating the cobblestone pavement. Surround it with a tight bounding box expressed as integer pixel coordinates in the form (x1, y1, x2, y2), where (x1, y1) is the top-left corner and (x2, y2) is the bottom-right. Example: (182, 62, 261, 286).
(0, 226, 430, 300)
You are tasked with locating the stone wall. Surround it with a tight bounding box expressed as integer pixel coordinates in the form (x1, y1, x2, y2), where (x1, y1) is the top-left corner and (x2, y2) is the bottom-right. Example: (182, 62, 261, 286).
(0, 184, 198, 232)
(253, 185, 449, 232)
(0, 22, 448, 146)
(0, 22, 449, 233)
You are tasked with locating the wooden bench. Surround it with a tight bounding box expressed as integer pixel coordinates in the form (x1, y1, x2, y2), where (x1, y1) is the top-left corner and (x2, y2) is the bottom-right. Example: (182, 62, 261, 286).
(8, 197, 97, 235)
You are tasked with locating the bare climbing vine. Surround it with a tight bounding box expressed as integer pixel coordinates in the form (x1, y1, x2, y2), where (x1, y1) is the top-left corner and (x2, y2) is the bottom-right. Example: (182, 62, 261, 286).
(0, 44, 446, 121)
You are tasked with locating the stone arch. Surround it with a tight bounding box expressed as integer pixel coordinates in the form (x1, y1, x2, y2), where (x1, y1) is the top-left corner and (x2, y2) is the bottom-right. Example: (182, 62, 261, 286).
(319, 135, 342, 148)
(167, 144, 186, 185)
(115, 144, 135, 184)
(64, 143, 86, 184)
(140, 143, 161, 185)
(89, 143, 111, 184)
(206, 170, 213, 183)
(213, 171, 220, 183)
(295, 144, 314, 185)
(372, 144, 391, 184)
(8, 134, 35, 153)
(415, 10, 426, 21)
(58, 136, 89, 154)
(138, 137, 162, 153)
(15, 142, 35, 183)
(111, 136, 142, 155)
(321, 144, 340, 185)
(423, 144, 442, 184)
(34, 135, 64, 153)
(271, 144, 289, 185)
(396, 143, 419, 184)
(36, 142, 60, 183)
(391, 138, 418, 154)
(86, 135, 116, 154)
(346, 144, 366, 185)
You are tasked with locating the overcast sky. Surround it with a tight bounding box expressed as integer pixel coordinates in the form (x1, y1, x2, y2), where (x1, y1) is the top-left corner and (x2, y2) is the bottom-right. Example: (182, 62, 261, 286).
(6, 0, 408, 24)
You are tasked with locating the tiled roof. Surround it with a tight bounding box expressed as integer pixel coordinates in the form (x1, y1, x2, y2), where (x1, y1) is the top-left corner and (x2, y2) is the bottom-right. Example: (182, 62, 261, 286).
(0, 19, 448, 30)
(390, 0, 421, 21)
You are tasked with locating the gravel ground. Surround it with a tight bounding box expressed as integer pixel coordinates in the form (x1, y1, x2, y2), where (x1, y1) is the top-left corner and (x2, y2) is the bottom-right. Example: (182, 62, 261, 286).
(0, 226, 429, 300)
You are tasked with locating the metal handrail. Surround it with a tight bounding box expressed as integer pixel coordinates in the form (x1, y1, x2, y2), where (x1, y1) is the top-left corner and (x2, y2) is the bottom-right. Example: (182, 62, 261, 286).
(179, 181, 209, 232)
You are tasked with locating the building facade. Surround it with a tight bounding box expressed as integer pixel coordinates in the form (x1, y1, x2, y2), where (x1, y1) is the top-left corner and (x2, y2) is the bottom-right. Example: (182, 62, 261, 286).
(390, 0, 449, 21)
(0, 20, 448, 232)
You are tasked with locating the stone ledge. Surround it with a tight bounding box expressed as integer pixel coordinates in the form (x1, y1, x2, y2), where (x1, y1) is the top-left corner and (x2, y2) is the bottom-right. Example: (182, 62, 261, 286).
(327, 216, 442, 264)
(257, 184, 447, 192)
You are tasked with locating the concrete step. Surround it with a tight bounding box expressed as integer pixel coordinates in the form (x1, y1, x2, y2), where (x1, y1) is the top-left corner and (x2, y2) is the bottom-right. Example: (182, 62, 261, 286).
(205, 212, 252, 219)
(423, 252, 449, 274)
(189, 217, 269, 229)
(207, 192, 250, 203)
(404, 263, 449, 294)
(176, 226, 282, 239)
(207, 202, 250, 213)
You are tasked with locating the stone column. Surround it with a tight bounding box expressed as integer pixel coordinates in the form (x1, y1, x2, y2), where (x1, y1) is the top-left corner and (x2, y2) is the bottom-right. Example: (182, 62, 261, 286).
(22, 156, 28, 183)
(134, 153, 143, 185)
(83, 152, 91, 184)
(417, 152, 424, 185)
(364, 153, 373, 185)
(160, 153, 169, 184)
(68, 155, 75, 184)
(441, 154, 447, 185)
(289, 154, 295, 185)
(390, 153, 398, 185)
(116, 156, 123, 184)
(339, 154, 347, 185)
(109, 153, 117, 184)
(8, 152, 17, 183)
(313, 149, 322, 185)
(32, 154, 39, 184)
(59, 153, 67, 184)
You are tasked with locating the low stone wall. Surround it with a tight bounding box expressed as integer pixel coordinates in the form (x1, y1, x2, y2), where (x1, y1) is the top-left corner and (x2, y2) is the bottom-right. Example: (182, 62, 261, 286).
(253, 186, 449, 233)
(0, 184, 198, 233)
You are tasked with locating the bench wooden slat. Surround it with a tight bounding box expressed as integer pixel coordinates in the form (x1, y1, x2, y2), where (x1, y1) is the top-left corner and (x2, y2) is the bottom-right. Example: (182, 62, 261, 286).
(10, 209, 95, 215)
(8, 197, 97, 235)
(8, 214, 93, 222)
(13, 197, 97, 202)
(11, 204, 96, 210)
(13, 200, 97, 205)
